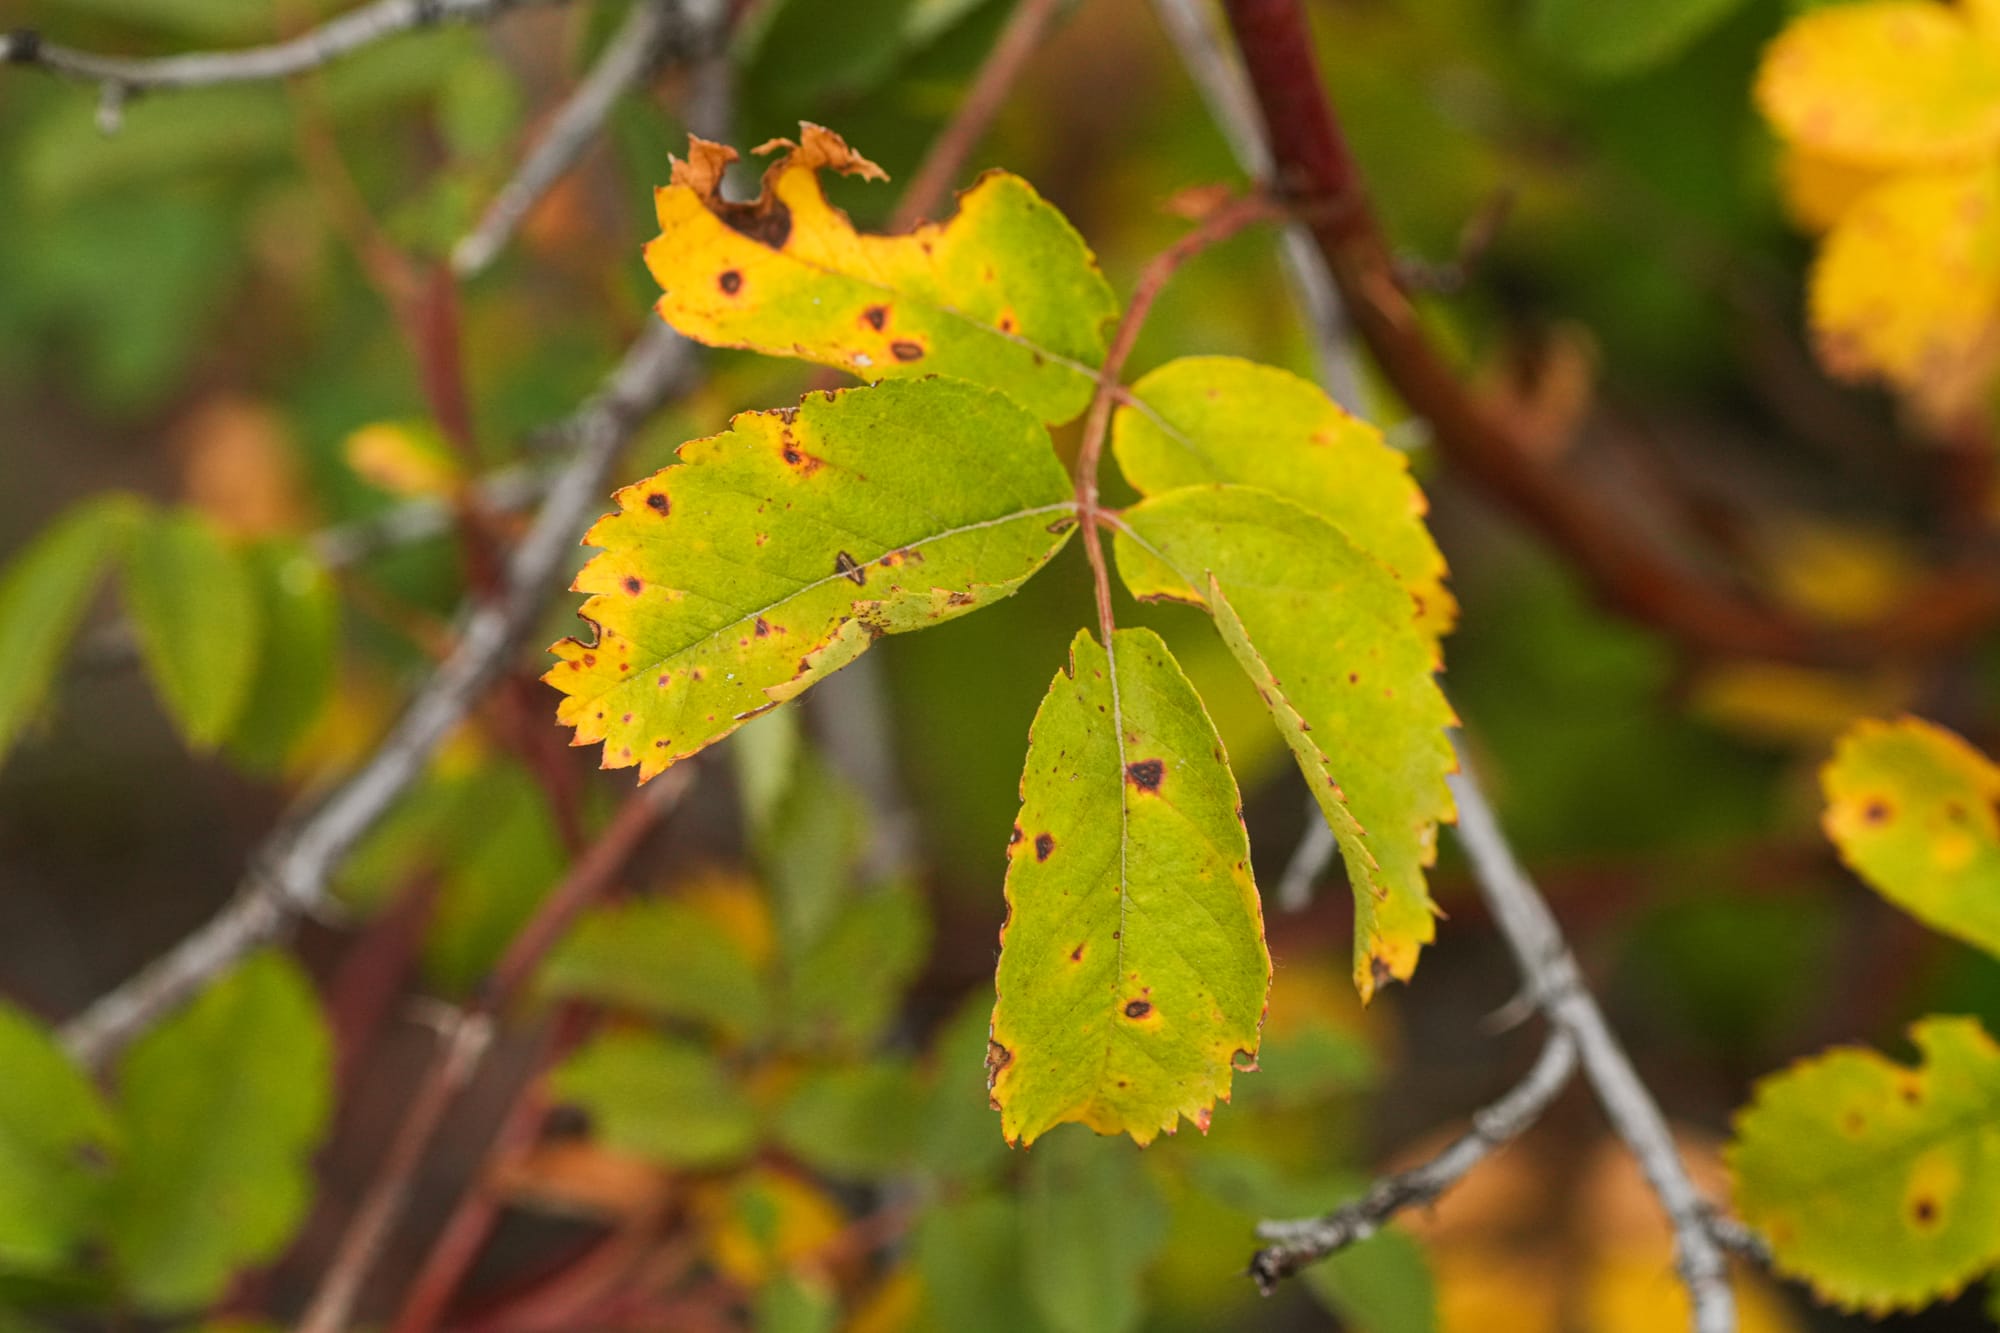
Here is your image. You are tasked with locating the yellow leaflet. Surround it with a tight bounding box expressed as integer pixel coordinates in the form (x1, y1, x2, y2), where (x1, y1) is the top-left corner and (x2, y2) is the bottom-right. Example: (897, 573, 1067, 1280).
(644, 124, 1116, 425)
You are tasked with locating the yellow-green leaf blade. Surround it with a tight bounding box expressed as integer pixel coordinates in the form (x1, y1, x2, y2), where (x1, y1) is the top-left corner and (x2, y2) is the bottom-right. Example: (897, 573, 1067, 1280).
(645, 126, 1116, 424)
(1113, 486, 1456, 999)
(122, 510, 262, 750)
(1823, 715, 2000, 958)
(1728, 1016, 2000, 1313)
(990, 628, 1270, 1147)
(548, 378, 1077, 781)
(1757, 2, 2000, 167)
(1113, 355, 1454, 636)
(0, 495, 146, 765)
(550, 1031, 757, 1169)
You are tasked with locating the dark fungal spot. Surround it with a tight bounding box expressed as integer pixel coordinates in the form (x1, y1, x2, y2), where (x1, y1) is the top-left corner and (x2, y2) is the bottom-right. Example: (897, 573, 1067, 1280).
(835, 551, 866, 586)
(621, 712, 633, 723)
(754, 617, 772, 637)
(1035, 833, 1055, 861)
(1070, 944, 1085, 962)
(890, 340, 925, 362)
(622, 576, 642, 595)
(646, 491, 670, 513)
(1124, 1000, 1152, 1019)
(715, 196, 792, 248)
(1914, 1197, 1939, 1227)
(985, 1040, 1012, 1079)
(1863, 798, 1893, 825)
(863, 305, 887, 330)
(1126, 759, 1165, 791)
(784, 444, 803, 464)
(718, 269, 742, 294)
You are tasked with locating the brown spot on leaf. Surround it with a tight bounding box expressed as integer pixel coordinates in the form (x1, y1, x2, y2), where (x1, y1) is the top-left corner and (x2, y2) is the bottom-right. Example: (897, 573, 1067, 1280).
(621, 712, 633, 723)
(1913, 1196, 1940, 1228)
(835, 551, 866, 586)
(1231, 1049, 1259, 1073)
(946, 590, 976, 607)
(1126, 759, 1164, 791)
(985, 1039, 1012, 1081)
(718, 269, 742, 294)
(890, 340, 925, 362)
(646, 491, 669, 513)
(582, 653, 597, 667)
(715, 196, 793, 248)
(1046, 516, 1076, 534)
(1863, 798, 1893, 825)
(657, 673, 671, 687)
(1035, 833, 1055, 861)
(1195, 1107, 1212, 1133)
(863, 305, 888, 330)
(754, 617, 772, 637)
(622, 576, 642, 595)
(1070, 944, 1085, 962)
(1124, 999, 1152, 1019)
(1370, 955, 1395, 990)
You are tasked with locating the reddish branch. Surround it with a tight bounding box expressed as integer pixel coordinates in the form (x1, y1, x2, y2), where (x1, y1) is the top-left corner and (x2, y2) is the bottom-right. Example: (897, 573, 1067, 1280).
(1220, 0, 2000, 669)
(296, 771, 692, 1333)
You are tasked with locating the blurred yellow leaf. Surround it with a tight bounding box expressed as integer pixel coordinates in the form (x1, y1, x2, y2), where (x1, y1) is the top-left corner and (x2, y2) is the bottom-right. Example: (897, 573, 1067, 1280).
(342, 421, 464, 499)
(493, 1138, 673, 1223)
(1809, 164, 2000, 416)
(1776, 147, 1896, 235)
(1690, 662, 1911, 747)
(1757, 2, 2000, 168)
(699, 1166, 847, 1287)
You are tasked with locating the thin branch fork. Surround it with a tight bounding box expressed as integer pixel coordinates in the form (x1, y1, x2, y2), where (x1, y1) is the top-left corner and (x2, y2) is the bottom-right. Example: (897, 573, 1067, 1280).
(1, 0, 565, 94)
(1248, 1026, 1579, 1290)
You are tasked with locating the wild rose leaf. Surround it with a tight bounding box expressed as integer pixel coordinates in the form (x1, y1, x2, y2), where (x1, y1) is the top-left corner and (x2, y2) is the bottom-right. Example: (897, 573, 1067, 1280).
(1113, 486, 1456, 999)
(645, 124, 1117, 425)
(547, 377, 1076, 781)
(989, 628, 1270, 1146)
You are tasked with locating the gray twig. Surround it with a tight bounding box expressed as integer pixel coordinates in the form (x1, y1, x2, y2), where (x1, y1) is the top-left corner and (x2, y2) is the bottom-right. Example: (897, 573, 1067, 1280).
(2, 0, 564, 95)
(453, 0, 701, 277)
(1249, 1026, 1578, 1288)
(1447, 742, 1737, 1331)
(59, 320, 700, 1069)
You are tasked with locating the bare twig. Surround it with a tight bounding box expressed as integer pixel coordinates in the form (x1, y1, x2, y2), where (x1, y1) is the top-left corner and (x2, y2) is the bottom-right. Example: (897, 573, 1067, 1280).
(454, 0, 703, 277)
(1, 0, 565, 94)
(1249, 1026, 1578, 1288)
(59, 320, 701, 1069)
(1446, 743, 1736, 1331)
(889, 0, 1069, 233)
(296, 771, 691, 1333)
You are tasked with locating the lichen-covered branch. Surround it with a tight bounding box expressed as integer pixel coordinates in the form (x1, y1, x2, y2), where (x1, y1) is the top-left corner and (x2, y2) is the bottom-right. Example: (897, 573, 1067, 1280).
(1248, 1026, 1578, 1288)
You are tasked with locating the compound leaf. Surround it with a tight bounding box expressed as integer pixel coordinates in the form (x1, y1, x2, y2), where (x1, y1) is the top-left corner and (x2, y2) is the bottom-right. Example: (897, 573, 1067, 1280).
(547, 377, 1076, 781)
(1822, 716, 2000, 958)
(0, 1004, 118, 1274)
(106, 951, 331, 1312)
(989, 628, 1269, 1146)
(1757, 2, 2000, 168)
(1113, 356, 1453, 637)
(645, 125, 1116, 424)
(1113, 486, 1455, 999)
(1728, 1016, 2000, 1312)
(122, 510, 262, 751)
(0, 494, 145, 765)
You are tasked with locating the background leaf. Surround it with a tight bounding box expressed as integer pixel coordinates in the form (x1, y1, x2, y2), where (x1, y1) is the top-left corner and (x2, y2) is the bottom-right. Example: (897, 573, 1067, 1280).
(0, 1005, 118, 1275)
(1022, 1129, 1169, 1333)
(106, 951, 331, 1311)
(551, 1031, 757, 1169)
(121, 510, 262, 750)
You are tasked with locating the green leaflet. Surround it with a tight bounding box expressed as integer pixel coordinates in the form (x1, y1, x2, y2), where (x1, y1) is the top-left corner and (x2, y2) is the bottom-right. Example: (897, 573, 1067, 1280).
(1114, 356, 1454, 637)
(989, 628, 1269, 1147)
(540, 897, 771, 1039)
(1728, 1016, 2000, 1313)
(1112, 485, 1456, 999)
(0, 494, 144, 766)
(645, 126, 1116, 425)
(223, 542, 338, 772)
(0, 1004, 118, 1274)
(547, 377, 1077, 781)
(106, 951, 331, 1312)
(1822, 716, 2000, 959)
(551, 1031, 757, 1169)
(1022, 1129, 1170, 1333)
(122, 510, 262, 751)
